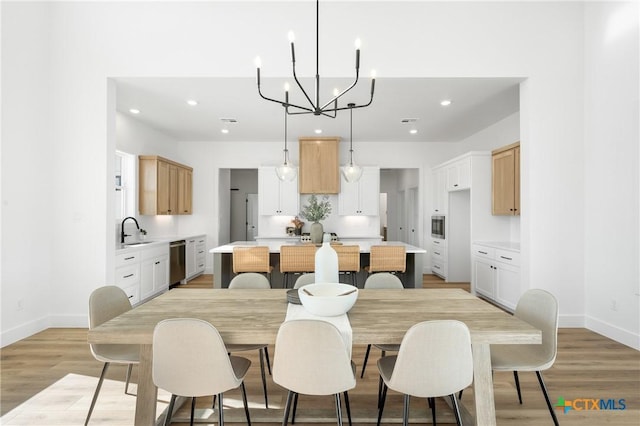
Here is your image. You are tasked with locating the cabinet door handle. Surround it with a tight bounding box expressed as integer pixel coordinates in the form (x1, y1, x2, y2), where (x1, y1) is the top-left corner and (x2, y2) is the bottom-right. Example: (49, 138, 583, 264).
(434, 251, 440, 256)
(500, 256, 512, 261)
(479, 251, 488, 255)
(454, 184, 458, 187)
(124, 273, 134, 278)
(433, 265, 440, 270)
(155, 261, 160, 265)
(128, 295, 134, 299)
(124, 256, 135, 260)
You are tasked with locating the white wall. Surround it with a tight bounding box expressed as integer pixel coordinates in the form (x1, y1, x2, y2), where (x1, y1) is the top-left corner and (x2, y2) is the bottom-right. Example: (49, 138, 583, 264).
(583, 2, 640, 349)
(1, 1, 638, 349)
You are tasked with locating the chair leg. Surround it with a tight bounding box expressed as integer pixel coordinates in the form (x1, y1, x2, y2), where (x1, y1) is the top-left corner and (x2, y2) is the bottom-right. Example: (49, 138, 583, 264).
(343, 391, 352, 426)
(190, 397, 196, 426)
(259, 348, 269, 408)
(377, 375, 384, 408)
(241, 382, 252, 426)
(282, 390, 294, 426)
(458, 390, 463, 400)
(450, 394, 463, 426)
(402, 394, 410, 426)
(535, 371, 560, 426)
(218, 393, 225, 426)
(428, 397, 436, 426)
(164, 394, 177, 426)
(377, 383, 388, 426)
(291, 392, 299, 424)
(361, 344, 372, 378)
(84, 362, 110, 425)
(334, 393, 343, 426)
(212, 394, 217, 410)
(264, 346, 272, 375)
(514, 371, 523, 404)
(124, 363, 134, 395)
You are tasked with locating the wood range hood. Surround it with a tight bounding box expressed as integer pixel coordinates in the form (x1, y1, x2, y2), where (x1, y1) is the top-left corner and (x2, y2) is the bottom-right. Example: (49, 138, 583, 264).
(298, 137, 341, 194)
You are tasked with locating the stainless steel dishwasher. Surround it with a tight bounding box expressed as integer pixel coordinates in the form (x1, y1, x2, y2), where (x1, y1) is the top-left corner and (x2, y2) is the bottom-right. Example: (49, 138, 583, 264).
(169, 240, 186, 286)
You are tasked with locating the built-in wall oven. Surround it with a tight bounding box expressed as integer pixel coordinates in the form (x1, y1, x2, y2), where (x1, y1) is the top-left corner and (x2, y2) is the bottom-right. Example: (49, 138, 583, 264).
(431, 215, 446, 239)
(169, 240, 186, 287)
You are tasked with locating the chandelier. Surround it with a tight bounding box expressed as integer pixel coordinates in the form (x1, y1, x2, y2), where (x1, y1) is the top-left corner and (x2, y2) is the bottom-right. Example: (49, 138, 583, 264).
(255, 0, 376, 117)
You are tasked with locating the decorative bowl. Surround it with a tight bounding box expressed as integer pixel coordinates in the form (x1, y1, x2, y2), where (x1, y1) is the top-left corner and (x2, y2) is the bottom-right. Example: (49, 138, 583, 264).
(298, 283, 359, 317)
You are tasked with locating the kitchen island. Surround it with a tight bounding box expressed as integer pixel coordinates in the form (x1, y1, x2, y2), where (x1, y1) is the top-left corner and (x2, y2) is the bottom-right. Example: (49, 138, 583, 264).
(209, 240, 427, 288)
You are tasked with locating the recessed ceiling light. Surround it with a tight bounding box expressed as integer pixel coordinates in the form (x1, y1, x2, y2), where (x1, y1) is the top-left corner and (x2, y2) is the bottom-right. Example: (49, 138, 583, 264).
(221, 129, 229, 134)
(440, 99, 452, 106)
(410, 129, 418, 134)
(129, 108, 140, 114)
(186, 99, 198, 106)
(314, 129, 323, 134)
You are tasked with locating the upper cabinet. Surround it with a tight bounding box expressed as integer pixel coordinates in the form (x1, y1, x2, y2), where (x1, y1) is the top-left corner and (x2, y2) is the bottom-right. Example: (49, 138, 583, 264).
(446, 157, 471, 191)
(139, 156, 193, 215)
(492, 142, 520, 215)
(432, 167, 448, 214)
(298, 137, 340, 194)
(258, 166, 299, 216)
(338, 167, 380, 215)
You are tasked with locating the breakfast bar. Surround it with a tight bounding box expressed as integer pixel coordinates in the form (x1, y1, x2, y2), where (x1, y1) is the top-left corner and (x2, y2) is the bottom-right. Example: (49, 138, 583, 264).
(209, 240, 427, 288)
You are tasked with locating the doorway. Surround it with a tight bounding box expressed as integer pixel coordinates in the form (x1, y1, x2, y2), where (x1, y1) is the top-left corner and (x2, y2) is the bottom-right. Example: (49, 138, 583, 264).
(229, 169, 258, 242)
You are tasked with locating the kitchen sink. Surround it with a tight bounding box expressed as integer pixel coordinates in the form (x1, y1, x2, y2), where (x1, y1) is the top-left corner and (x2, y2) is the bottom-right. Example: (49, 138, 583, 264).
(124, 241, 154, 246)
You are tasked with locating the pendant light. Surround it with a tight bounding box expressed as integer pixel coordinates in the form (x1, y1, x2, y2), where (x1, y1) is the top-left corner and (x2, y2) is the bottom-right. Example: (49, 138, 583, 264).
(342, 103, 363, 183)
(276, 84, 297, 181)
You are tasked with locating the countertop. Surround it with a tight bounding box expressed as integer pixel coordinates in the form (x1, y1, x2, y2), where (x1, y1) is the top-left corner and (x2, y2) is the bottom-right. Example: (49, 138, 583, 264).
(209, 240, 426, 254)
(116, 234, 206, 252)
(473, 241, 521, 252)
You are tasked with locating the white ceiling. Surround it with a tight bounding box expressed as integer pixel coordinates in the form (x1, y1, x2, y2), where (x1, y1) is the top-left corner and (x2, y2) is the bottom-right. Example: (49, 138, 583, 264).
(115, 76, 521, 143)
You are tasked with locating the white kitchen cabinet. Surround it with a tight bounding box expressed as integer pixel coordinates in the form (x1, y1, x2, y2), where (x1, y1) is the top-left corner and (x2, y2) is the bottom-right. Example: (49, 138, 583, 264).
(431, 238, 448, 279)
(472, 243, 520, 312)
(446, 157, 471, 191)
(140, 244, 169, 301)
(338, 167, 380, 215)
(258, 167, 299, 215)
(186, 235, 206, 280)
(431, 167, 447, 214)
(115, 250, 141, 305)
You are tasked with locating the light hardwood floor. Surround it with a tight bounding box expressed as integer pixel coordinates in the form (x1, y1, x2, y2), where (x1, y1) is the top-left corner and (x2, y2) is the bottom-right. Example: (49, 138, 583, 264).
(1, 275, 638, 425)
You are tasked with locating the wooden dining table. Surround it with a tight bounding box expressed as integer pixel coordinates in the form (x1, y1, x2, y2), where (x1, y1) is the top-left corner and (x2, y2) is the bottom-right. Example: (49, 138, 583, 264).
(87, 288, 541, 426)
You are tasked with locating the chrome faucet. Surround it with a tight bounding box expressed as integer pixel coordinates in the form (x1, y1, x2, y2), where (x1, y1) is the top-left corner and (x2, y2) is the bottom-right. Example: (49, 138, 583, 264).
(120, 216, 140, 244)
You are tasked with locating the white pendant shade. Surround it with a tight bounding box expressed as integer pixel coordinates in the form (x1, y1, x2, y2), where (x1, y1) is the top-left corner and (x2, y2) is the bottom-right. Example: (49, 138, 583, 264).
(342, 163, 363, 183)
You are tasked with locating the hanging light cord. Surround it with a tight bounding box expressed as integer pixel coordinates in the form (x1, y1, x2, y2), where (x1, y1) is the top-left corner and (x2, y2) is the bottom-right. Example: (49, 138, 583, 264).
(349, 104, 355, 166)
(283, 106, 289, 164)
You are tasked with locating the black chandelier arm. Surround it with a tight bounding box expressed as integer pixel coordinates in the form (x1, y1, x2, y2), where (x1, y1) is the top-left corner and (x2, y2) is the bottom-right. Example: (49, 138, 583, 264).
(290, 49, 317, 111)
(320, 50, 361, 110)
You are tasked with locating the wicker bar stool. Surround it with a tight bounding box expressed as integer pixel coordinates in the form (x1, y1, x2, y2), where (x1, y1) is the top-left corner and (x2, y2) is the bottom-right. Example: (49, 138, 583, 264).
(364, 245, 407, 283)
(232, 246, 274, 283)
(280, 245, 317, 288)
(333, 245, 361, 286)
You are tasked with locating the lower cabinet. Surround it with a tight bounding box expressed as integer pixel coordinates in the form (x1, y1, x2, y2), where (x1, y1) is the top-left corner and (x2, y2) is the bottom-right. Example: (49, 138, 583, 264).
(186, 235, 206, 280)
(116, 243, 169, 306)
(115, 250, 141, 305)
(431, 238, 448, 279)
(140, 245, 170, 301)
(472, 244, 520, 312)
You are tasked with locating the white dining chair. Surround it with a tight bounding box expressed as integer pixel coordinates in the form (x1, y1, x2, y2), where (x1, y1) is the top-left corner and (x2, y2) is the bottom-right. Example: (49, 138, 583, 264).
(293, 273, 315, 289)
(273, 319, 356, 426)
(85, 286, 139, 426)
(153, 318, 252, 426)
(227, 272, 272, 408)
(360, 273, 404, 379)
(490, 289, 560, 426)
(377, 320, 473, 426)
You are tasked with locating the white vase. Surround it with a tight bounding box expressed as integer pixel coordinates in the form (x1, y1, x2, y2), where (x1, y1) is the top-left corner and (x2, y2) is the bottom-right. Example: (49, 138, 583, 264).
(310, 222, 324, 244)
(315, 233, 339, 283)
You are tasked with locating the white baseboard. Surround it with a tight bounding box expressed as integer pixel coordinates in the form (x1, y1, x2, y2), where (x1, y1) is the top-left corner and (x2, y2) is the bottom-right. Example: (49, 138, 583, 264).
(1, 316, 49, 348)
(586, 315, 640, 351)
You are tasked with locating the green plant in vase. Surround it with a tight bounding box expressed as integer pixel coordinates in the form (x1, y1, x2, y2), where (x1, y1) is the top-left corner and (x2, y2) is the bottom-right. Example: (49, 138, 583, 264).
(299, 195, 332, 244)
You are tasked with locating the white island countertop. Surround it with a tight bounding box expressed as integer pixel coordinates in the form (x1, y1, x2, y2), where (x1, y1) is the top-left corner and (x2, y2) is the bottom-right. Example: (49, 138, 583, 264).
(473, 241, 521, 252)
(209, 240, 426, 254)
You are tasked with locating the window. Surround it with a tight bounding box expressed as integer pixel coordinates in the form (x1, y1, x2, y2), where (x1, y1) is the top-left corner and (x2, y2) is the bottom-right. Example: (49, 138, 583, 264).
(115, 151, 135, 221)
